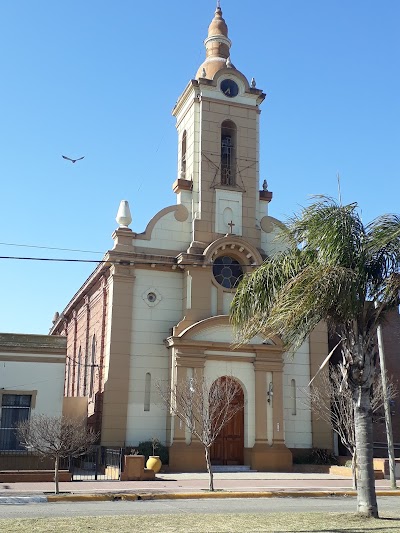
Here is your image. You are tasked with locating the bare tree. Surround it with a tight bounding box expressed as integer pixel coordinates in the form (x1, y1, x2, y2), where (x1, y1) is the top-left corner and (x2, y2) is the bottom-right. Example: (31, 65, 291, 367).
(303, 365, 397, 489)
(157, 375, 244, 491)
(17, 414, 98, 494)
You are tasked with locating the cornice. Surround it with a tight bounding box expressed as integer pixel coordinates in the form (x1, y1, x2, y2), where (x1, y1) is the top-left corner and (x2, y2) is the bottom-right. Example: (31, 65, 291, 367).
(165, 336, 281, 356)
(172, 80, 199, 117)
(50, 262, 110, 334)
(0, 333, 66, 356)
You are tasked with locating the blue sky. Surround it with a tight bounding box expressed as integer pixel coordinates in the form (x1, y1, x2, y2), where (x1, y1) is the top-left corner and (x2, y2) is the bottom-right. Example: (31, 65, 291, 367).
(0, 0, 399, 334)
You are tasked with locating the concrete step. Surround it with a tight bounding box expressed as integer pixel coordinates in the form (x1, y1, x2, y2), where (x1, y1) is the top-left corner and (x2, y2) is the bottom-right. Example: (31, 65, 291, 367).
(211, 465, 254, 473)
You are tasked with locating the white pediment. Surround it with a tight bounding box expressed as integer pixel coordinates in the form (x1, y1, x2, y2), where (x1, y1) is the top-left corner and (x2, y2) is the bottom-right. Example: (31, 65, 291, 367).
(191, 324, 272, 345)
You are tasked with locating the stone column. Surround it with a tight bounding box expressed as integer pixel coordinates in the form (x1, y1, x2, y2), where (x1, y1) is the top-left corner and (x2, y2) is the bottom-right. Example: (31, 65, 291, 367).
(272, 370, 285, 446)
(253, 360, 268, 443)
(172, 364, 188, 443)
(309, 322, 332, 449)
(249, 358, 271, 470)
(169, 351, 206, 472)
(101, 263, 135, 446)
(249, 353, 292, 471)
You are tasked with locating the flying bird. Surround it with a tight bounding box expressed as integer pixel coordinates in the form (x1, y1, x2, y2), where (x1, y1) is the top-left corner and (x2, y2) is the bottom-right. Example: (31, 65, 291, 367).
(62, 155, 85, 163)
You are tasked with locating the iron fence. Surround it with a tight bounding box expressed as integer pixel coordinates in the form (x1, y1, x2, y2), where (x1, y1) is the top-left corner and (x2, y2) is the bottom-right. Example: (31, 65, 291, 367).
(69, 446, 123, 481)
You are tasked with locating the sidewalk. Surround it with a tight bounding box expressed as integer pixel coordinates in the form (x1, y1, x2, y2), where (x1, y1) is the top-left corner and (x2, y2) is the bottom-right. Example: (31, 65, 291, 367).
(0, 473, 398, 503)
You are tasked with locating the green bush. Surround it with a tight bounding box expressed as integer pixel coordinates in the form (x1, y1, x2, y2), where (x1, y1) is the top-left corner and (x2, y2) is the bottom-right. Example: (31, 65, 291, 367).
(137, 440, 169, 465)
(293, 448, 338, 465)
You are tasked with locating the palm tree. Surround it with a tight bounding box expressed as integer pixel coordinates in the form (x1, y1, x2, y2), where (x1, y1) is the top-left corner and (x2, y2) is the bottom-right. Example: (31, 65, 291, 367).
(230, 197, 400, 518)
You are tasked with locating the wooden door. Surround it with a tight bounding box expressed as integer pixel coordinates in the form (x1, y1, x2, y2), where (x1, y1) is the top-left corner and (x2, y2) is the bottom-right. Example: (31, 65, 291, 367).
(210, 383, 244, 465)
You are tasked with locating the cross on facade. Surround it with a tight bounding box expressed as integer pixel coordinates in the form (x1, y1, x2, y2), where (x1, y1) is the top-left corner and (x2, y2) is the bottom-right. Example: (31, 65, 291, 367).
(228, 220, 235, 234)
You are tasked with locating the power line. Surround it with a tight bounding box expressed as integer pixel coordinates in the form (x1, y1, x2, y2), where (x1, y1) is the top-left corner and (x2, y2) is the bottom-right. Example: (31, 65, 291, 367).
(0, 256, 105, 264)
(0, 256, 263, 267)
(0, 242, 103, 254)
(66, 354, 99, 368)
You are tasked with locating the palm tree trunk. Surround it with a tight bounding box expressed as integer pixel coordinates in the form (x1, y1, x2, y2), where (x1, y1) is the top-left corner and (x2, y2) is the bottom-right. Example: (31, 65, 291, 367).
(205, 446, 214, 491)
(54, 455, 59, 495)
(353, 385, 378, 517)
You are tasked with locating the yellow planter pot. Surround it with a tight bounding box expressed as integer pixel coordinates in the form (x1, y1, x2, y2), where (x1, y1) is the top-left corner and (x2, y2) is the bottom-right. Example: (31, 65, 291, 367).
(146, 456, 162, 473)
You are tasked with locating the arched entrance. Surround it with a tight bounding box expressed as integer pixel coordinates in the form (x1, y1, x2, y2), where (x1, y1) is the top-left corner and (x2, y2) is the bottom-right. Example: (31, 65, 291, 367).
(210, 378, 244, 465)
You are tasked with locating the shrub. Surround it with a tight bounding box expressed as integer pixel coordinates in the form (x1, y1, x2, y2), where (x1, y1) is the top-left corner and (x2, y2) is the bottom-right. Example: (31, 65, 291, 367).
(137, 440, 169, 465)
(293, 448, 338, 465)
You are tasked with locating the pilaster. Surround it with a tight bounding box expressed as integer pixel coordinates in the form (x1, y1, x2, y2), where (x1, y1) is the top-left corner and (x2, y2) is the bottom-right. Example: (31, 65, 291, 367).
(101, 263, 135, 446)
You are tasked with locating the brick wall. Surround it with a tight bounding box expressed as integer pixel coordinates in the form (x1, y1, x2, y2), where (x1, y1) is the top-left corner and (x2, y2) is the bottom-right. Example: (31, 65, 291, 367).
(52, 271, 110, 435)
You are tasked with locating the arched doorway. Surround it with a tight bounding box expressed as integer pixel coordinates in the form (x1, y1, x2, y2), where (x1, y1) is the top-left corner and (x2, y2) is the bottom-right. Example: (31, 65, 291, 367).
(210, 378, 244, 465)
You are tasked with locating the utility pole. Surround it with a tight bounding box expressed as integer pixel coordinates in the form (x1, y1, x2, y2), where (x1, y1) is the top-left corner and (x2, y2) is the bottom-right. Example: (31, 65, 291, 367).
(376, 318, 397, 489)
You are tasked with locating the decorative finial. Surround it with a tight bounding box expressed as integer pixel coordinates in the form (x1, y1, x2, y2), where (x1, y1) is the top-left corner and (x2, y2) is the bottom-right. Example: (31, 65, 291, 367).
(217, 0, 221, 9)
(251, 77, 256, 88)
(226, 56, 232, 68)
(202, 68, 207, 78)
(116, 200, 132, 228)
(262, 179, 268, 191)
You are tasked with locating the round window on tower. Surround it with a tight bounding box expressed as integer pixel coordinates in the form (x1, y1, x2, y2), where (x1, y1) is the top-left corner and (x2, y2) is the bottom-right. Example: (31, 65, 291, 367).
(147, 292, 157, 303)
(213, 256, 243, 289)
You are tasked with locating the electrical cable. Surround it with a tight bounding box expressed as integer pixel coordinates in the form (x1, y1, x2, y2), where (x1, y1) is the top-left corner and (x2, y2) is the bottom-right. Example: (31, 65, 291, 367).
(0, 256, 263, 267)
(0, 242, 103, 254)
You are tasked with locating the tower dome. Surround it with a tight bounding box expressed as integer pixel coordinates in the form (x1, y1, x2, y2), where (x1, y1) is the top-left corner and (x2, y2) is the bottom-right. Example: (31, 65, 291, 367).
(196, 2, 243, 80)
(208, 3, 228, 38)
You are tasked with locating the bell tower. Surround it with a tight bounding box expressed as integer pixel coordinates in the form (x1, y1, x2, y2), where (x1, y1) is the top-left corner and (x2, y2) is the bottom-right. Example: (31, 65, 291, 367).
(172, 2, 269, 253)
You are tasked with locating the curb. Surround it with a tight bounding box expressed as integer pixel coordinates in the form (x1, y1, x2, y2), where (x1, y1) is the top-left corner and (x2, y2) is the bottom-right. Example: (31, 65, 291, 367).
(0, 496, 47, 505)
(2, 489, 399, 504)
(47, 493, 139, 502)
(44, 489, 400, 502)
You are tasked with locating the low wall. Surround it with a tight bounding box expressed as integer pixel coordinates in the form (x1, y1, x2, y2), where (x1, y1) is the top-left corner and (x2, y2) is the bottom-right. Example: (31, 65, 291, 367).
(0, 454, 55, 471)
(329, 465, 384, 479)
(373, 458, 400, 479)
(0, 470, 72, 482)
(120, 455, 155, 481)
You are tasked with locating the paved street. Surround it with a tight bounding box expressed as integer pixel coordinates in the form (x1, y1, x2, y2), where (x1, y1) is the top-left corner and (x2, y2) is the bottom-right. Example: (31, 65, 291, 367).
(0, 496, 399, 519)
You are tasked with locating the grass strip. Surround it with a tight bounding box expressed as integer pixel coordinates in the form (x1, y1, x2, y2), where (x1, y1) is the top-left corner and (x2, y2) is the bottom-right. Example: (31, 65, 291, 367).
(1, 512, 400, 532)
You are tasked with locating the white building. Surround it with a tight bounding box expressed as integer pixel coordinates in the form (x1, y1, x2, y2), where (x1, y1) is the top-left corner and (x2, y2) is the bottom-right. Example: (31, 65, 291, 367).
(0, 333, 66, 451)
(51, 4, 332, 471)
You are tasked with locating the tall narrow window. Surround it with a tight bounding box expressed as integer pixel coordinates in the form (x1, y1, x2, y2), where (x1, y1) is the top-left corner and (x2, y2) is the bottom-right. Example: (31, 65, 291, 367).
(0, 394, 31, 450)
(84, 347, 89, 396)
(180, 130, 187, 178)
(291, 379, 297, 415)
(221, 120, 236, 186)
(89, 335, 96, 398)
(144, 372, 151, 412)
(76, 347, 82, 396)
(66, 358, 71, 397)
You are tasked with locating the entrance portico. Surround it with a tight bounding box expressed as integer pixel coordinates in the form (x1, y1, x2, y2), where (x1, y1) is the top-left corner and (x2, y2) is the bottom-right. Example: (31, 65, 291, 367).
(166, 316, 292, 472)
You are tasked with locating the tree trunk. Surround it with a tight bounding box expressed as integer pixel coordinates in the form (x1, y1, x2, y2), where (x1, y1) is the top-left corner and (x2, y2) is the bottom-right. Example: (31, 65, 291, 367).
(54, 455, 59, 495)
(353, 385, 378, 517)
(205, 446, 214, 491)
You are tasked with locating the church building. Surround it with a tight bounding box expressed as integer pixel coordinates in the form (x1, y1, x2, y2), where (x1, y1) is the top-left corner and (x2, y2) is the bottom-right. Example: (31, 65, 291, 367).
(51, 3, 332, 471)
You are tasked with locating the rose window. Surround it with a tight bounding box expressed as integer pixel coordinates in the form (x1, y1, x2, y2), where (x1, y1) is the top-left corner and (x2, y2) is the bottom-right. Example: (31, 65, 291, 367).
(213, 256, 243, 289)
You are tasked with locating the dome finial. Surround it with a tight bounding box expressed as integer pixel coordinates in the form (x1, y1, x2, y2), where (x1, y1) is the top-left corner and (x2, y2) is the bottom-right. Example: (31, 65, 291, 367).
(195, 3, 231, 79)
